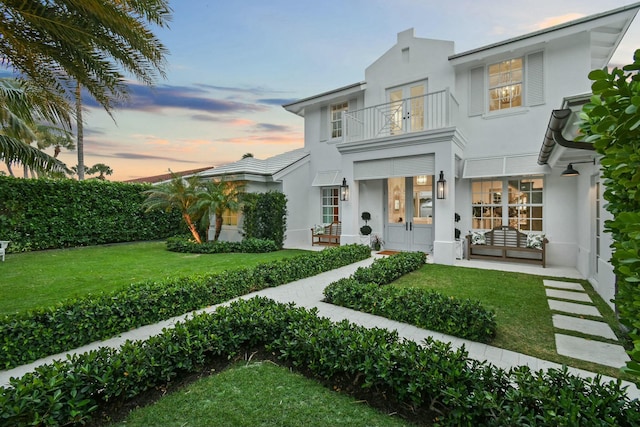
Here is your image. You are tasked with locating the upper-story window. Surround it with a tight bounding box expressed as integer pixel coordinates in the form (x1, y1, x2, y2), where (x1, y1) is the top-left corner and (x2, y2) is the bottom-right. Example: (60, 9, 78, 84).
(468, 51, 544, 117)
(330, 101, 348, 138)
(488, 58, 522, 111)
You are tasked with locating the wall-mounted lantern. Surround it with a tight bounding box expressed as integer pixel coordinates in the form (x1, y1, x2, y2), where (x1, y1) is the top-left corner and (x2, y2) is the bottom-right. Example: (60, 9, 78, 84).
(436, 170, 446, 199)
(340, 177, 350, 201)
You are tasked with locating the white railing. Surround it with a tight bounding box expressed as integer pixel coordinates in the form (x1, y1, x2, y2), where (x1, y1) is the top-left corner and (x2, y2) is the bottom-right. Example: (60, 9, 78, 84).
(343, 88, 458, 143)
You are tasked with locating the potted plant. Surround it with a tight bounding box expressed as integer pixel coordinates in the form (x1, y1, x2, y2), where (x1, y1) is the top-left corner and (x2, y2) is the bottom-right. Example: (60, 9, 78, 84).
(360, 211, 372, 235)
(454, 212, 461, 240)
(371, 234, 384, 251)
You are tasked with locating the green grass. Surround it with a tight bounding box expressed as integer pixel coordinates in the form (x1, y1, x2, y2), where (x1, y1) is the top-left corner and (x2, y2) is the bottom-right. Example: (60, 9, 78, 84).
(0, 241, 307, 316)
(392, 264, 631, 380)
(112, 361, 411, 427)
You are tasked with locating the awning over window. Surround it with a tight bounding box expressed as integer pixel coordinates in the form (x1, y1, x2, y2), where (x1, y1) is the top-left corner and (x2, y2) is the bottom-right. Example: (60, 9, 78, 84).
(311, 170, 342, 187)
(462, 154, 549, 178)
(354, 154, 435, 180)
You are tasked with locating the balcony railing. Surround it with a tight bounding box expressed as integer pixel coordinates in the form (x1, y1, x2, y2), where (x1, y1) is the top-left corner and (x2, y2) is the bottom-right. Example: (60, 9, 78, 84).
(343, 89, 458, 143)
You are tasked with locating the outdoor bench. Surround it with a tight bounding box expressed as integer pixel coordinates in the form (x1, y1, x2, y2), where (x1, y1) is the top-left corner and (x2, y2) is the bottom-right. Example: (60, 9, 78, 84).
(0, 240, 8, 262)
(311, 221, 341, 246)
(466, 226, 547, 267)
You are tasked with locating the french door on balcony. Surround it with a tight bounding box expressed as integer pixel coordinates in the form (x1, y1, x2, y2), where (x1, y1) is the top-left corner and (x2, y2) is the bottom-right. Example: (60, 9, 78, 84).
(387, 81, 426, 135)
(385, 176, 434, 253)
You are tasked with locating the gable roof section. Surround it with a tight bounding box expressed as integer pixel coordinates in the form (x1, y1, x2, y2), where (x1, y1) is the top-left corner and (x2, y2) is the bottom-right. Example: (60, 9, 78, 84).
(449, 2, 640, 69)
(198, 148, 310, 182)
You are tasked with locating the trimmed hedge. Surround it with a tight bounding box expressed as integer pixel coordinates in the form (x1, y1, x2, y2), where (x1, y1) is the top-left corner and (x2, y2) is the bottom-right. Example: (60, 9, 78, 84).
(166, 236, 278, 253)
(323, 252, 497, 342)
(1, 297, 637, 426)
(0, 244, 371, 370)
(241, 191, 287, 249)
(0, 176, 183, 252)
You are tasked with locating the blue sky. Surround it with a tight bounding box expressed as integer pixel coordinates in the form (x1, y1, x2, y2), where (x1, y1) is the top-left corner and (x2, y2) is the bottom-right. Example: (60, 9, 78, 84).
(6, 1, 640, 180)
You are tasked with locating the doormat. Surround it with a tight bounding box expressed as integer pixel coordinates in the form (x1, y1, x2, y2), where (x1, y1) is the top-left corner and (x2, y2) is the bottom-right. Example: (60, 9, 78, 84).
(377, 250, 401, 255)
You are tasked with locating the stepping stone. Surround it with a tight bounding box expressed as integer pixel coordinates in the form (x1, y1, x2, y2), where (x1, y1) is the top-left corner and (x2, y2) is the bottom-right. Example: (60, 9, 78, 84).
(552, 314, 618, 340)
(546, 289, 592, 303)
(548, 300, 600, 317)
(555, 334, 629, 368)
(544, 280, 585, 291)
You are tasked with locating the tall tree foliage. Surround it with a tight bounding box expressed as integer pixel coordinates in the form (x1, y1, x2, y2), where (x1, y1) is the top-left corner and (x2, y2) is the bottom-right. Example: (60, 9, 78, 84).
(142, 174, 203, 244)
(0, 0, 172, 179)
(0, 78, 71, 175)
(578, 49, 640, 379)
(195, 179, 245, 242)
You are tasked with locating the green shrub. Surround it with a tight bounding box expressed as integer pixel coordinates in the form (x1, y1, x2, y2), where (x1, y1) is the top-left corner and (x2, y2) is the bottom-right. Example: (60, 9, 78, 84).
(324, 252, 497, 342)
(0, 176, 183, 252)
(241, 191, 287, 248)
(0, 244, 371, 370)
(166, 236, 278, 253)
(1, 297, 637, 427)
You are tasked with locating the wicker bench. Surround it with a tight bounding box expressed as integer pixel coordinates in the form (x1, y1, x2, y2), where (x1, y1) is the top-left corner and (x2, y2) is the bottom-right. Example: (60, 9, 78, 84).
(466, 226, 547, 267)
(311, 221, 341, 246)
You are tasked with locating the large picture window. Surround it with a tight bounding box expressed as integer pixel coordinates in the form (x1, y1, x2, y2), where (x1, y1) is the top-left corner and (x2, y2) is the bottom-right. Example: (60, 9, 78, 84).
(322, 187, 339, 223)
(472, 177, 543, 231)
(489, 58, 522, 111)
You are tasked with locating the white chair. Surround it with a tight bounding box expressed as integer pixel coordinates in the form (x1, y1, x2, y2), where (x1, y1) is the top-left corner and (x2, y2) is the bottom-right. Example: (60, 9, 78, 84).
(0, 241, 9, 262)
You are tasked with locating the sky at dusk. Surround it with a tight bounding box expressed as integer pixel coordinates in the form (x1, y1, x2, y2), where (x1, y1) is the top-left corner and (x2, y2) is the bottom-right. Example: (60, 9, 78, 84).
(5, 0, 640, 181)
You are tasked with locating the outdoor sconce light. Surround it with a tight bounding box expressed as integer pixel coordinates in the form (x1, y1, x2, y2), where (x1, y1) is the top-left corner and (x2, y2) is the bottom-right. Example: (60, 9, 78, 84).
(561, 159, 595, 177)
(436, 170, 446, 199)
(340, 177, 350, 201)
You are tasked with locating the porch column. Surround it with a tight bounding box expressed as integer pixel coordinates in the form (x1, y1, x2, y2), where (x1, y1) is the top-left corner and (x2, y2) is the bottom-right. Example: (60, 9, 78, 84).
(432, 155, 456, 265)
(339, 175, 360, 245)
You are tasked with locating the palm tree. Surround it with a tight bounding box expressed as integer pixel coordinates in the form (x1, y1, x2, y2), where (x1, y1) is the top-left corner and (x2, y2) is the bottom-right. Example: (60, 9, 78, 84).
(0, 0, 171, 113)
(0, 78, 71, 176)
(142, 173, 203, 243)
(86, 163, 114, 180)
(195, 179, 245, 242)
(0, 1, 172, 179)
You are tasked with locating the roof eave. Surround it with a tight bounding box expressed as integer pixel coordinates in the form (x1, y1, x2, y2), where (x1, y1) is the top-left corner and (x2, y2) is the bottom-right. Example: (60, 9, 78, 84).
(283, 82, 366, 117)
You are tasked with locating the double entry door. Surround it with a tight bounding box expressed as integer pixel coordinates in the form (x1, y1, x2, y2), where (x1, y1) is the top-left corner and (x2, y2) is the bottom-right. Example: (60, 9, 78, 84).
(385, 176, 434, 253)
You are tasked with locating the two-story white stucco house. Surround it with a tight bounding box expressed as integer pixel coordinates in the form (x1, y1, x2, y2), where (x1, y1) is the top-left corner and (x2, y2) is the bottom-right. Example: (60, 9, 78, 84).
(199, 3, 639, 309)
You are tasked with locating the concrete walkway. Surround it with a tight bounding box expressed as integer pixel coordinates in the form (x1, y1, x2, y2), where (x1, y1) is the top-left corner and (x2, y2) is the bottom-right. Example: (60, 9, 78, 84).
(1, 255, 638, 400)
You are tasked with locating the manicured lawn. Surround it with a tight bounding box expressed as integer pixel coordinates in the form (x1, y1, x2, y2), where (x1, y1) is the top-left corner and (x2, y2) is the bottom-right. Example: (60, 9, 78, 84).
(113, 361, 411, 427)
(0, 241, 307, 316)
(392, 264, 629, 380)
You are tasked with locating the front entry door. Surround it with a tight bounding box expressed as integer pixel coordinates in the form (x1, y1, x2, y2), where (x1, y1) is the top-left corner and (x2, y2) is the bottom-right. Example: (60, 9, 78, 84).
(385, 176, 434, 252)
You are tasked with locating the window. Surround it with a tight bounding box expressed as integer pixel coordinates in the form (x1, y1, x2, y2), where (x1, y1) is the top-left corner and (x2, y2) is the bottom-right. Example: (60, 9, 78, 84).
(471, 179, 503, 230)
(507, 178, 543, 231)
(330, 101, 348, 138)
(222, 209, 238, 226)
(472, 177, 543, 231)
(488, 58, 522, 111)
(322, 187, 339, 223)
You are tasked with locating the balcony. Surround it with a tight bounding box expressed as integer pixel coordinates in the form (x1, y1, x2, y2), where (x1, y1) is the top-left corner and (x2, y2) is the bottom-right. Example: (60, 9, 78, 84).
(343, 89, 458, 143)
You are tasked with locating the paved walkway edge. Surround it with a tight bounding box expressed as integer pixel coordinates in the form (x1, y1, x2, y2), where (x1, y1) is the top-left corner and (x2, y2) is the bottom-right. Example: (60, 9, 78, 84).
(1, 257, 638, 400)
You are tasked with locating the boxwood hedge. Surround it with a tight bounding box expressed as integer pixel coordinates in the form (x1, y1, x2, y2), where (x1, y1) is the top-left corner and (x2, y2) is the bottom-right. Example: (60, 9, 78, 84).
(166, 236, 278, 253)
(0, 297, 637, 426)
(0, 176, 183, 252)
(323, 252, 497, 342)
(0, 244, 371, 370)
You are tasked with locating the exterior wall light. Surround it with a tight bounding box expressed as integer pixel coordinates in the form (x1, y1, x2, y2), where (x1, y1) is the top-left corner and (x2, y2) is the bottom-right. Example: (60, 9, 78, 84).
(436, 170, 446, 199)
(561, 159, 595, 177)
(340, 177, 350, 201)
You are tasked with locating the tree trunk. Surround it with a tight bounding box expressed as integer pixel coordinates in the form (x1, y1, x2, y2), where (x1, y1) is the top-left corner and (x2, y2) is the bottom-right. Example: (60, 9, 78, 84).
(183, 213, 202, 244)
(75, 82, 84, 181)
(214, 216, 223, 241)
